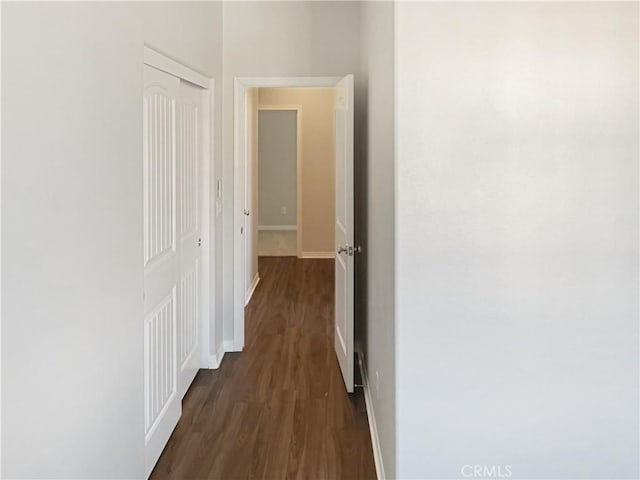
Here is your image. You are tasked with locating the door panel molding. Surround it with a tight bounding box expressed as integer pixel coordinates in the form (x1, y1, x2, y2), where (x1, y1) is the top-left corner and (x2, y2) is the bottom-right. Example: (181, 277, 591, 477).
(144, 290, 177, 441)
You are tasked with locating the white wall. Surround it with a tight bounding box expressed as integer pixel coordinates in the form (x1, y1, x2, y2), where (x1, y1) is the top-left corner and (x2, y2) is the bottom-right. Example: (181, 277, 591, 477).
(1, 2, 222, 477)
(222, 1, 361, 342)
(359, 2, 395, 478)
(258, 110, 298, 227)
(396, 2, 639, 478)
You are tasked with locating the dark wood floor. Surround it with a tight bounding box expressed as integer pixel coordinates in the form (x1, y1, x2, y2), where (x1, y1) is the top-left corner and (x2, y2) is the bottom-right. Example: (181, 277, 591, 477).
(151, 256, 376, 480)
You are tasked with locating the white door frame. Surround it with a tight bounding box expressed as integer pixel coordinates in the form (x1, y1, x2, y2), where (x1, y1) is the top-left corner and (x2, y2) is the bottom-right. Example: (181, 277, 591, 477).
(144, 45, 216, 370)
(233, 76, 341, 351)
(256, 105, 303, 258)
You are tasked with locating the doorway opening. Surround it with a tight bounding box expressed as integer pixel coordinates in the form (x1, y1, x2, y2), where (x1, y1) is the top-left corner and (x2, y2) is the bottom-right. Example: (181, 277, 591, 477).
(255, 105, 301, 260)
(233, 76, 355, 393)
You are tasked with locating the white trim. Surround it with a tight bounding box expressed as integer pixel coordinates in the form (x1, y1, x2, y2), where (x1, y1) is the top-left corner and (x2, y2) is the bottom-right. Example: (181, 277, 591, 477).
(234, 80, 245, 352)
(208, 343, 226, 369)
(234, 76, 343, 352)
(238, 76, 343, 88)
(202, 78, 216, 372)
(257, 105, 303, 258)
(245, 273, 260, 306)
(357, 352, 385, 480)
(301, 251, 335, 259)
(258, 225, 297, 231)
(0, 3, 3, 472)
(144, 45, 209, 89)
(258, 105, 302, 111)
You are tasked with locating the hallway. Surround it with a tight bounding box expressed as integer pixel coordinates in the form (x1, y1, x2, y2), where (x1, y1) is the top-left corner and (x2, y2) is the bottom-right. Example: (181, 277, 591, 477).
(151, 257, 376, 479)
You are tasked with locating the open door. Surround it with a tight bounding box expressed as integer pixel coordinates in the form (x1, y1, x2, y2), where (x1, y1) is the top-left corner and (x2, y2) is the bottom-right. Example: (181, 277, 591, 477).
(334, 74, 355, 393)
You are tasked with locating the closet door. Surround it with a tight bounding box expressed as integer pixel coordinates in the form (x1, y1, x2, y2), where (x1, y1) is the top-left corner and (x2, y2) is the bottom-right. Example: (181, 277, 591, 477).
(143, 64, 181, 478)
(175, 79, 204, 398)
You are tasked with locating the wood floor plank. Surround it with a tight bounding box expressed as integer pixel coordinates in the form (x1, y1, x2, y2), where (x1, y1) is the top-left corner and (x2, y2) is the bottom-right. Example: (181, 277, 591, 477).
(151, 257, 376, 480)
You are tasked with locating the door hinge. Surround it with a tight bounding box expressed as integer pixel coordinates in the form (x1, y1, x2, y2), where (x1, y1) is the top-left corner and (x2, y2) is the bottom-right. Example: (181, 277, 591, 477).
(337, 245, 362, 256)
(198, 238, 202, 247)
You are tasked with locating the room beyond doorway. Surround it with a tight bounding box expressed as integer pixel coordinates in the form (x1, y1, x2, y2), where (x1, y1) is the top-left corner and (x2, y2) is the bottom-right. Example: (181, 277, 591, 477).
(249, 87, 337, 297)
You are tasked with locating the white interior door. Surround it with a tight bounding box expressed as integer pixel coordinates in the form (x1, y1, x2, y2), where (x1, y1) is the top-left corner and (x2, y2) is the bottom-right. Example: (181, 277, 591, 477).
(176, 79, 204, 398)
(143, 65, 181, 476)
(334, 74, 355, 393)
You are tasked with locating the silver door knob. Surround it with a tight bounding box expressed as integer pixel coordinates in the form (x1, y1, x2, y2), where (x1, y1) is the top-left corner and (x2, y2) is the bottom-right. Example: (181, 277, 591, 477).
(244, 209, 250, 216)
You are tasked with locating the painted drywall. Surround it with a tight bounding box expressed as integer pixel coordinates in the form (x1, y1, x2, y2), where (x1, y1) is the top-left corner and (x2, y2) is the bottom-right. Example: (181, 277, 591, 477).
(222, 1, 361, 342)
(258, 110, 298, 227)
(396, 2, 639, 478)
(1, 2, 222, 478)
(245, 88, 259, 299)
(359, 2, 395, 478)
(259, 88, 335, 255)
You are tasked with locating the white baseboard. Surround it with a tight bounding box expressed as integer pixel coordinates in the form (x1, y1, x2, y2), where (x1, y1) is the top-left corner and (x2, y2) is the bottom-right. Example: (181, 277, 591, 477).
(258, 225, 297, 231)
(357, 351, 385, 480)
(301, 251, 335, 259)
(208, 342, 226, 369)
(245, 273, 260, 305)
